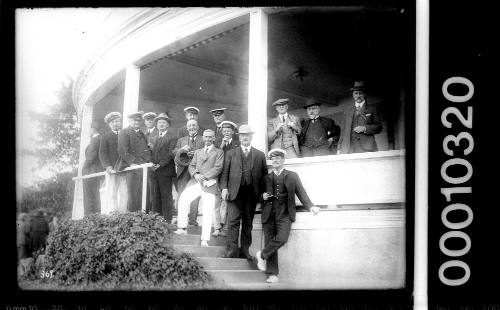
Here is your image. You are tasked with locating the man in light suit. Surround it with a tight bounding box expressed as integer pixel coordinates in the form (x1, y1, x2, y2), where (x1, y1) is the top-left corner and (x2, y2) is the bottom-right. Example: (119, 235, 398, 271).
(337, 81, 382, 154)
(150, 113, 177, 221)
(83, 121, 104, 215)
(255, 148, 320, 283)
(174, 129, 224, 246)
(220, 125, 268, 259)
(212, 120, 240, 237)
(116, 111, 152, 212)
(267, 98, 302, 159)
(173, 119, 205, 226)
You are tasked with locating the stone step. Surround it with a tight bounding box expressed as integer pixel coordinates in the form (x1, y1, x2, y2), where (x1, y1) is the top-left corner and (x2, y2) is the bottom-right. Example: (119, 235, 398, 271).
(226, 282, 289, 290)
(173, 244, 226, 257)
(170, 233, 227, 246)
(206, 270, 268, 284)
(197, 257, 257, 270)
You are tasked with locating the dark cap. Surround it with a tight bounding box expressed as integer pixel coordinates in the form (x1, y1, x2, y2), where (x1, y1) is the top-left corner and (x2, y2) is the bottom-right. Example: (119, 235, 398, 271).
(303, 98, 322, 109)
(350, 81, 366, 92)
(210, 108, 226, 116)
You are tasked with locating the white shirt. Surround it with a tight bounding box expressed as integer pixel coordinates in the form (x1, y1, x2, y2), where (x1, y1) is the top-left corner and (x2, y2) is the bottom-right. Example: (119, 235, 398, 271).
(273, 168, 284, 176)
(148, 128, 155, 134)
(158, 130, 167, 138)
(113, 130, 119, 135)
(278, 113, 288, 122)
(222, 138, 232, 147)
(241, 145, 251, 154)
(355, 100, 366, 109)
(204, 144, 214, 153)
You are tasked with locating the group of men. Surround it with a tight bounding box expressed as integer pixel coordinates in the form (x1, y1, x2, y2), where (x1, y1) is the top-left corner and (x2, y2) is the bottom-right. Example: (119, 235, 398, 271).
(81, 80, 381, 283)
(268, 80, 382, 158)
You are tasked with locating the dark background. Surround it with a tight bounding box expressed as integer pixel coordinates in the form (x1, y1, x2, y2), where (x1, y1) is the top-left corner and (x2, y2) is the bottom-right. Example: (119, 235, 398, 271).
(429, 0, 495, 307)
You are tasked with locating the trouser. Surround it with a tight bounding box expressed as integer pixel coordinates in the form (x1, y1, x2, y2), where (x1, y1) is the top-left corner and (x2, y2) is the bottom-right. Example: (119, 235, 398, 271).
(177, 182, 215, 241)
(300, 144, 331, 157)
(126, 169, 144, 212)
(212, 189, 228, 230)
(83, 176, 102, 215)
(151, 173, 174, 221)
(226, 185, 257, 257)
(175, 171, 199, 225)
(261, 206, 292, 276)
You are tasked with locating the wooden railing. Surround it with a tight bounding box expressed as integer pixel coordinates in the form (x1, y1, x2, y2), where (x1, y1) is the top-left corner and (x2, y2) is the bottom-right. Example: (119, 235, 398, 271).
(72, 163, 153, 214)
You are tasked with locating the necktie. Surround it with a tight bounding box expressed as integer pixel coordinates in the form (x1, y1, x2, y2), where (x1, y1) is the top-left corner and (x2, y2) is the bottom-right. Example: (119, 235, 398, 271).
(190, 136, 195, 145)
(244, 147, 249, 157)
(224, 141, 228, 149)
(205, 147, 209, 154)
(281, 115, 285, 123)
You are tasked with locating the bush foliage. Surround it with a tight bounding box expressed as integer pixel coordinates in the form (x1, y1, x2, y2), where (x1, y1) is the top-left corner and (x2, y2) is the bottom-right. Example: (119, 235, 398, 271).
(25, 212, 211, 289)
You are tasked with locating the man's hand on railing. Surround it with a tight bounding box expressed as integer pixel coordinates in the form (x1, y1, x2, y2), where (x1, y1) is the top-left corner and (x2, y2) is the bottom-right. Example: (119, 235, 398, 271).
(106, 166, 115, 174)
(151, 164, 160, 171)
(310, 206, 321, 215)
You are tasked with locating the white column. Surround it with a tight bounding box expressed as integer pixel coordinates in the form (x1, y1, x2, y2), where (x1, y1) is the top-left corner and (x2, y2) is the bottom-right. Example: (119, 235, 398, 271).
(247, 9, 268, 152)
(122, 64, 141, 126)
(72, 104, 93, 220)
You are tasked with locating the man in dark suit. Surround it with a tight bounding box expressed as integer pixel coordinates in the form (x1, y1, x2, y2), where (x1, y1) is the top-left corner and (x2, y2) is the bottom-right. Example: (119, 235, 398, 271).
(212, 120, 240, 237)
(142, 112, 158, 213)
(116, 111, 152, 212)
(99, 112, 122, 213)
(255, 148, 320, 283)
(150, 113, 177, 221)
(337, 81, 382, 154)
(82, 121, 104, 215)
(176, 107, 205, 139)
(173, 119, 205, 225)
(220, 125, 268, 259)
(174, 129, 224, 246)
(299, 98, 340, 157)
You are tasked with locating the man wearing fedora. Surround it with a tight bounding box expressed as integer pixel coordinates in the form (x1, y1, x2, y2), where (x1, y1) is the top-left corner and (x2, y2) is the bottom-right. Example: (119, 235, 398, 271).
(299, 98, 340, 157)
(83, 121, 104, 215)
(149, 113, 177, 221)
(212, 120, 240, 237)
(177, 107, 205, 139)
(116, 111, 152, 212)
(173, 119, 205, 226)
(267, 99, 302, 159)
(99, 112, 122, 213)
(174, 129, 224, 246)
(337, 81, 382, 154)
(255, 148, 320, 283)
(220, 125, 268, 259)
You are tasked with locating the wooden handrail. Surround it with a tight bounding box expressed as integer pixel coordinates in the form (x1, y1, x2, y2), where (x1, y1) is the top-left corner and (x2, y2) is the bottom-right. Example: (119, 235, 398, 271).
(72, 162, 154, 180)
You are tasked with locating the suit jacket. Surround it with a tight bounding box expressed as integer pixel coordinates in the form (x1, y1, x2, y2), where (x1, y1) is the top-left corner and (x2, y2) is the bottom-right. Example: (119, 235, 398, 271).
(262, 169, 314, 223)
(299, 116, 340, 146)
(83, 134, 103, 175)
(144, 127, 159, 145)
(187, 146, 224, 194)
(151, 131, 177, 177)
(267, 114, 301, 155)
(220, 146, 268, 201)
(338, 102, 382, 154)
(115, 127, 152, 171)
(174, 134, 205, 177)
(99, 130, 119, 169)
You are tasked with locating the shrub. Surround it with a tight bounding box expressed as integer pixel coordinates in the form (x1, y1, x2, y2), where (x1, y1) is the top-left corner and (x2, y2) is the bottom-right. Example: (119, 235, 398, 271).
(26, 212, 210, 289)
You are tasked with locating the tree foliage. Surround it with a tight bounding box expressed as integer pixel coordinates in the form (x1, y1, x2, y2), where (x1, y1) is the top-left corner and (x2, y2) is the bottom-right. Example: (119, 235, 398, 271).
(22, 212, 212, 290)
(27, 77, 80, 174)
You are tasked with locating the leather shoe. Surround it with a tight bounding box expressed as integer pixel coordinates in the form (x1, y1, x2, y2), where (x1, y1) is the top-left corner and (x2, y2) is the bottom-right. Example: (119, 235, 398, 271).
(212, 229, 221, 237)
(174, 228, 187, 235)
(200, 240, 209, 247)
(266, 275, 279, 283)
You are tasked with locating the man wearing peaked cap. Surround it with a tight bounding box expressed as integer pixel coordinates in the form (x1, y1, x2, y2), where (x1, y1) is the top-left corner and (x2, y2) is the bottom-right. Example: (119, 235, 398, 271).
(116, 111, 152, 212)
(337, 81, 382, 154)
(267, 98, 301, 158)
(149, 112, 177, 222)
(210, 108, 228, 146)
(211, 120, 240, 237)
(99, 112, 122, 213)
(219, 124, 268, 259)
(254, 148, 320, 283)
(299, 98, 340, 157)
(177, 106, 205, 139)
(143, 112, 158, 141)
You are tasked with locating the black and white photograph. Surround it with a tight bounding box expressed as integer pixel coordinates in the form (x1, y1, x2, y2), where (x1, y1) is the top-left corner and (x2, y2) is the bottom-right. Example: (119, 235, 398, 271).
(8, 2, 493, 309)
